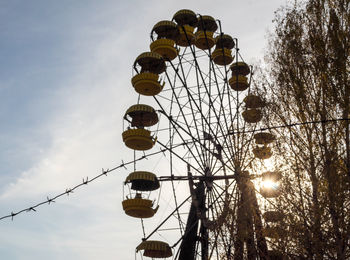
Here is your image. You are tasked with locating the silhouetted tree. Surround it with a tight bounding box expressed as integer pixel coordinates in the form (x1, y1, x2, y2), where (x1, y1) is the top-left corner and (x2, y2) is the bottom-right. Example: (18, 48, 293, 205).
(256, 0, 350, 259)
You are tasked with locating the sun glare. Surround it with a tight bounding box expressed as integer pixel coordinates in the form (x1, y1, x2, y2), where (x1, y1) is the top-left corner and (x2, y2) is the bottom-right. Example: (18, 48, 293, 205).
(261, 179, 279, 190)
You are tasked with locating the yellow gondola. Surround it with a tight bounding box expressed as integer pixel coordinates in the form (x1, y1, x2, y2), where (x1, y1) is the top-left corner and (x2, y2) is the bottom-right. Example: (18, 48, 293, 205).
(125, 171, 160, 191)
(122, 128, 156, 150)
(253, 145, 272, 159)
(173, 9, 197, 26)
(152, 20, 179, 40)
(176, 25, 195, 47)
(122, 197, 159, 218)
(211, 48, 233, 66)
(173, 9, 197, 47)
(229, 75, 249, 91)
(124, 104, 158, 127)
(254, 132, 275, 144)
(194, 30, 215, 50)
(194, 15, 217, 50)
(150, 39, 178, 61)
(242, 109, 262, 123)
(197, 15, 217, 32)
(215, 34, 235, 49)
(136, 240, 172, 258)
(243, 94, 265, 108)
(131, 72, 164, 96)
(151, 21, 179, 60)
(230, 61, 250, 76)
(134, 52, 166, 74)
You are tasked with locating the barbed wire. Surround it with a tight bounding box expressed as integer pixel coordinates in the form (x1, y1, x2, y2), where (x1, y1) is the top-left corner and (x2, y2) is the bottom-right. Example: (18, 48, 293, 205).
(229, 117, 350, 134)
(0, 148, 168, 221)
(1, 117, 348, 221)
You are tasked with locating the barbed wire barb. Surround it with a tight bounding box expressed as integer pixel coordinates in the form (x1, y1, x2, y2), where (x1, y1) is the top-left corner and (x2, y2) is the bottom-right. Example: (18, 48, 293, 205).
(83, 177, 89, 185)
(120, 160, 127, 170)
(102, 168, 108, 176)
(47, 196, 55, 204)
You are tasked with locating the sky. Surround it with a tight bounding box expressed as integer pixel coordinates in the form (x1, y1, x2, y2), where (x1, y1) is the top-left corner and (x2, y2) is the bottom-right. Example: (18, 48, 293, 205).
(0, 1, 288, 259)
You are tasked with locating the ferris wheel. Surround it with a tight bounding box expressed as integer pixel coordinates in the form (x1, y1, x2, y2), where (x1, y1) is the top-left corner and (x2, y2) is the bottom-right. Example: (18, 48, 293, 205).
(121, 9, 282, 260)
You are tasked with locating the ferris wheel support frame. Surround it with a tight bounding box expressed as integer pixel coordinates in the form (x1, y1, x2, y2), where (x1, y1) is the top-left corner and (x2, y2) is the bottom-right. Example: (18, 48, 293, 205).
(123, 9, 278, 259)
(154, 70, 270, 260)
(154, 77, 270, 259)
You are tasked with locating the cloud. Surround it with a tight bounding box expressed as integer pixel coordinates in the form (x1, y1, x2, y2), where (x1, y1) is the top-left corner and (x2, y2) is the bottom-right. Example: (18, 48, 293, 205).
(0, 41, 136, 259)
(0, 3, 141, 258)
(0, 1, 287, 259)
(0, 30, 132, 200)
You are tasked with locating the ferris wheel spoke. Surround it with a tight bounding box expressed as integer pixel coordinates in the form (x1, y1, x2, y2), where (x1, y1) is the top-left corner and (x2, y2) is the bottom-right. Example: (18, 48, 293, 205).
(178, 43, 227, 137)
(168, 59, 236, 171)
(166, 62, 219, 169)
(206, 186, 234, 258)
(167, 121, 186, 236)
(239, 131, 258, 170)
(208, 232, 220, 259)
(156, 139, 202, 176)
(200, 67, 216, 170)
(184, 86, 222, 169)
(210, 183, 229, 209)
(208, 59, 238, 168)
(171, 56, 213, 165)
(223, 77, 237, 159)
(192, 59, 237, 166)
(144, 194, 192, 242)
(202, 181, 235, 232)
(207, 189, 225, 225)
(210, 223, 230, 259)
(156, 92, 193, 112)
(208, 153, 236, 178)
(155, 90, 207, 170)
(165, 66, 211, 165)
(176, 62, 210, 165)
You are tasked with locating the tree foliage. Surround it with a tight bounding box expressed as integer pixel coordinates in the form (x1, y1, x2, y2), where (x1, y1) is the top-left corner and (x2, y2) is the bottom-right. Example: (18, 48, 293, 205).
(256, 0, 350, 259)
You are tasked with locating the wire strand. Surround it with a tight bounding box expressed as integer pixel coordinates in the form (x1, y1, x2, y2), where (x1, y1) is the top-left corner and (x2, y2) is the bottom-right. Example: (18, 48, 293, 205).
(1, 117, 348, 221)
(0, 148, 168, 221)
(229, 117, 350, 134)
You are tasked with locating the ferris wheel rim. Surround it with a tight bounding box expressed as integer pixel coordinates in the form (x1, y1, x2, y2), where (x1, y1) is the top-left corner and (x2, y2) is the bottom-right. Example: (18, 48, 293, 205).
(122, 9, 274, 260)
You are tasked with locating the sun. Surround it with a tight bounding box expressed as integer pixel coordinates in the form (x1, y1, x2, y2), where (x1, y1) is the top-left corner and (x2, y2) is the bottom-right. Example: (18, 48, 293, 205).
(261, 179, 279, 190)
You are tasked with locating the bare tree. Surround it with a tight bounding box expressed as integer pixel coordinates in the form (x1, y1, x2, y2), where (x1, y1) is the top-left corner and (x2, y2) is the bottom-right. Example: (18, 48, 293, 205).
(256, 0, 350, 259)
